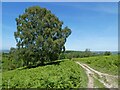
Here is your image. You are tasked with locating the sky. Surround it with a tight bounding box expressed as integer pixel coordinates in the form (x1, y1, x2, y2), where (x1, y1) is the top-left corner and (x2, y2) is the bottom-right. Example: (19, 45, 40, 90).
(1, 2, 118, 51)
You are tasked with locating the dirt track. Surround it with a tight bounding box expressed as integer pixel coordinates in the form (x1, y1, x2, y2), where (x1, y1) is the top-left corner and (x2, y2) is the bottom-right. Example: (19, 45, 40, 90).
(76, 61, 118, 88)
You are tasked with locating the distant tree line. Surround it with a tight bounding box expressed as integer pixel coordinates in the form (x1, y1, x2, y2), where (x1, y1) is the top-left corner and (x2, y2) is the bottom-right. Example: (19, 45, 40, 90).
(2, 49, 112, 71)
(58, 49, 112, 60)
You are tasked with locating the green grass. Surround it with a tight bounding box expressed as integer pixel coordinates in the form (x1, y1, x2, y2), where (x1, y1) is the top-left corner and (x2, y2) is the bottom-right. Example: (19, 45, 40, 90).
(93, 77, 105, 88)
(2, 54, 15, 72)
(2, 60, 88, 88)
(2, 56, 10, 71)
(73, 55, 118, 75)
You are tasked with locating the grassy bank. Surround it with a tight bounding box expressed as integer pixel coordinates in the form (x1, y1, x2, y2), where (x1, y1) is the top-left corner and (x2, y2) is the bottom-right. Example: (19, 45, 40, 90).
(2, 60, 87, 88)
(73, 55, 118, 75)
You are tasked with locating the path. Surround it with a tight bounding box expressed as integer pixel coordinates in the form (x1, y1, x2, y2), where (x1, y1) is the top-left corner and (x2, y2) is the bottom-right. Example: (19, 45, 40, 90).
(76, 61, 118, 88)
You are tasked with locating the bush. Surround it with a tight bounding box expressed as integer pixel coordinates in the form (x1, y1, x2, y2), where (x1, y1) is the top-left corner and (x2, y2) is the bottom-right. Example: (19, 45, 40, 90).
(104, 51, 111, 56)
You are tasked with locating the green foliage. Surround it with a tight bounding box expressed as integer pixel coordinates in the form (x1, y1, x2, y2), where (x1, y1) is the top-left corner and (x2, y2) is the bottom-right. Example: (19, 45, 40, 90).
(104, 51, 111, 56)
(14, 6, 71, 66)
(74, 55, 119, 75)
(93, 78, 105, 88)
(2, 60, 87, 88)
(2, 53, 16, 71)
(2, 52, 24, 71)
(59, 49, 97, 60)
(58, 53, 66, 60)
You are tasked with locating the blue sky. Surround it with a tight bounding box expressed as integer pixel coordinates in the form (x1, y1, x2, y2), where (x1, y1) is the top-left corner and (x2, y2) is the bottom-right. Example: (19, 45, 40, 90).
(2, 2, 118, 51)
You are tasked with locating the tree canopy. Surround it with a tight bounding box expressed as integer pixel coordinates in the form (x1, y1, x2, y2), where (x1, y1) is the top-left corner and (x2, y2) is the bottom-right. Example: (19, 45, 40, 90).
(14, 6, 71, 66)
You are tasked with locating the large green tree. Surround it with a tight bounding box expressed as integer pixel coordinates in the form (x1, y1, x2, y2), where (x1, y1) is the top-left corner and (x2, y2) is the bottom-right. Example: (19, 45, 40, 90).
(14, 6, 71, 66)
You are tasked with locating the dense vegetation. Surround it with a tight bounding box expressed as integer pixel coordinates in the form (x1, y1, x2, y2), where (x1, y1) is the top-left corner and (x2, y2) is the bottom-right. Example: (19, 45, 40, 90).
(2, 50, 113, 71)
(2, 53, 20, 71)
(2, 52, 118, 88)
(2, 60, 87, 88)
(61, 49, 95, 59)
(73, 55, 119, 75)
(11, 6, 71, 67)
(59, 49, 112, 60)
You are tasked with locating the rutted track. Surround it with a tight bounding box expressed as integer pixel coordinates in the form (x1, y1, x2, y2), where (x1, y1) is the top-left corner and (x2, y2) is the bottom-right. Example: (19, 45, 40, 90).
(76, 61, 118, 88)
